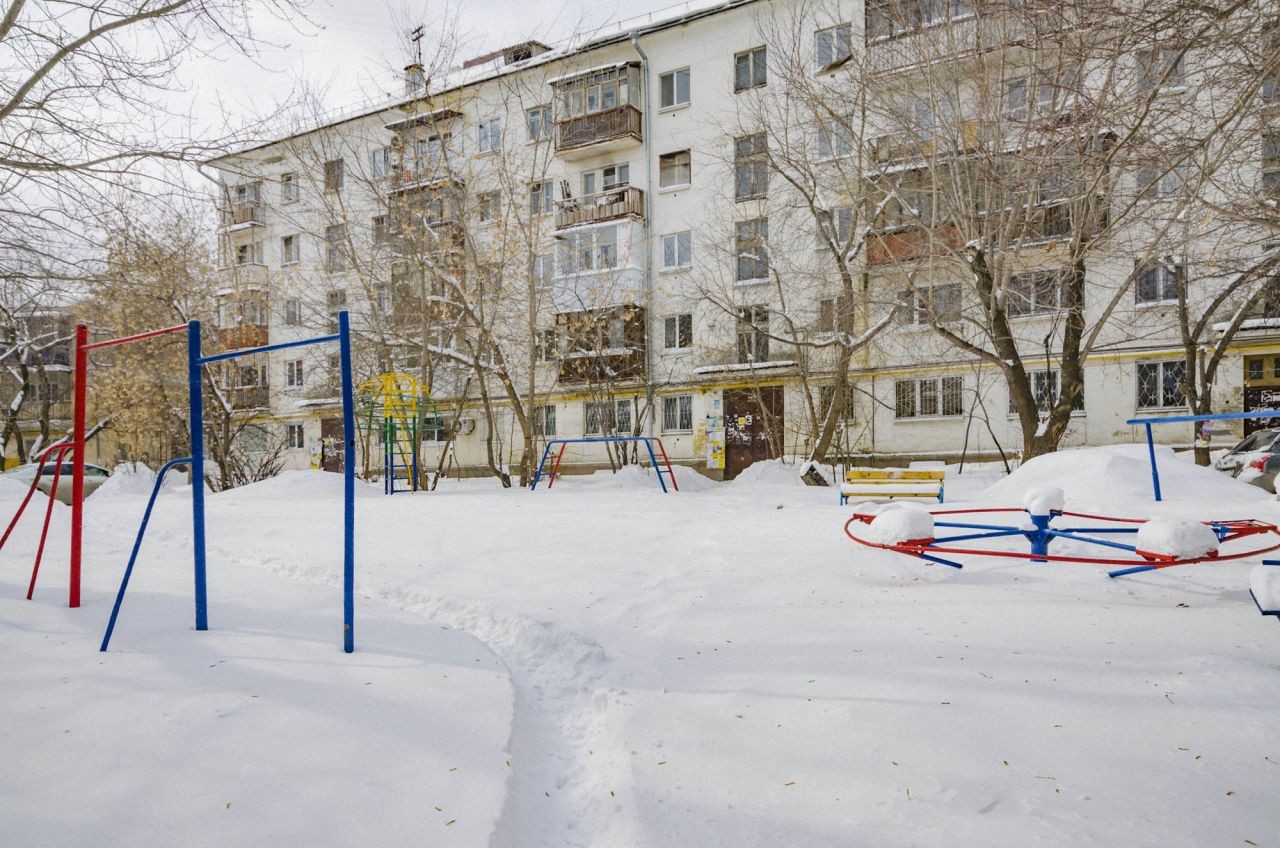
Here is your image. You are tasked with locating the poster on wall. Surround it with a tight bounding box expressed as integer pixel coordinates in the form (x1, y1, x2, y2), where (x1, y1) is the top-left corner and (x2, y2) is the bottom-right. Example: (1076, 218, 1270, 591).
(705, 397, 725, 470)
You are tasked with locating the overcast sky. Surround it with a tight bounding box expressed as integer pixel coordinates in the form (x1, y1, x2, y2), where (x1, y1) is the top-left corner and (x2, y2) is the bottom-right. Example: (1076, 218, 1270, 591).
(185, 0, 687, 131)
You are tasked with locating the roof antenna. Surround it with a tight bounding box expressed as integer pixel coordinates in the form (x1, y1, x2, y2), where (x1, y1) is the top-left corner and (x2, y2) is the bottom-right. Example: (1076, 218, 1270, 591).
(410, 25, 424, 66)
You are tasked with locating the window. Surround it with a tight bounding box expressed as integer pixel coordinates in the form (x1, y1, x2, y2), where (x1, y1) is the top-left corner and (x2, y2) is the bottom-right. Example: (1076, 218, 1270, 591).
(581, 163, 629, 195)
(533, 253, 554, 286)
(866, 0, 973, 39)
(1007, 271, 1071, 317)
(817, 206, 854, 248)
(662, 231, 693, 269)
(662, 395, 694, 432)
(557, 226, 618, 274)
(535, 328, 558, 361)
(284, 298, 302, 325)
(477, 191, 501, 222)
(286, 359, 304, 388)
(902, 284, 962, 325)
(1137, 163, 1186, 199)
(532, 404, 556, 436)
(1009, 369, 1085, 414)
(323, 159, 344, 192)
(286, 423, 305, 450)
(416, 131, 452, 170)
(374, 286, 389, 315)
(530, 180, 554, 215)
(421, 413, 448, 443)
(817, 115, 853, 159)
(735, 218, 769, 282)
(660, 68, 690, 108)
(815, 23, 852, 70)
(281, 234, 300, 265)
(325, 224, 347, 272)
(236, 364, 266, 387)
(817, 296, 850, 333)
(555, 64, 636, 120)
(735, 47, 767, 92)
(234, 241, 263, 266)
(527, 105, 552, 141)
(478, 117, 502, 153)
(737, 305, 770, 362)
(1136, 49, 1186, 93)
(1137, 361, 1186, 409)
(664, 313, 693, 350)
(371, 146, 392, 179)
(371, 216, 389, 246)
(1264, 133, 1280, 197)
(584, 401, 615, 436)
(1135, 260, 1184, 304)
(896, 376, 964, 418)
(658, 150, 691, 189)
(281, 172, 299, 203)
(734, 133, 768, 200)
(239, 423, 269, 455)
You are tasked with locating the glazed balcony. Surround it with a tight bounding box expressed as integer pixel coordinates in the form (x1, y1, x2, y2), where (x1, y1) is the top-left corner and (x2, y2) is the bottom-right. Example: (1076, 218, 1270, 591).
(555, 186, 644, 230)
(219, 201, 266, 230)
(554, 105, 643, 159)
(217, 323, 269, 350)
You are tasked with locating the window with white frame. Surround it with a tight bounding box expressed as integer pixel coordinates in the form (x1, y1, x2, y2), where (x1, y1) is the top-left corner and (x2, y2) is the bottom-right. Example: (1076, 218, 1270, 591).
(323, 158, 344, 192)
(285, 359, 304, 388)
(325, 224, 347, 272)
(736, 218, 769, 282)
(375, 286, 389, 315)
(735, 46, 767, 92)
(583, 401, 613, 436)
(477, 191, 501, 223)
(1135, 260, 1184, 304)
(1009, 369, 1085, 414)
(662, 231, 692, 269)
(664, 313, 693, 349)
(817, 206, 854, 248)
(1136, 48, 1186, 93)
(614, 398, 634, 435)
(1007, 271, 1071, 317)
(535, 328, 558, 361)
(866, 0, 974, 40)
(234, 241, 263, 265)
(240, 298, 266, 325)
(737, 305, 769, 362)
(817, 115, 853, 158)
(817, 295, 850, 333)
(662, 395, 693, 432)
(581, 163, 629, 195)
(533, 253, 554, 287)
(660, 68, 690, 108)
(422, 413, 448, 442)
(371, 216, 389, 246)
(659, 150, 691, 188)
(532, 404, 556, 436)
(1137, 360, 1186, 409)
(814, 23, 852, 70)
(282, 233, 300, 264)
(895, 375, 964, 418)
(284, 297, 302, 325)
(239, 423, 269, 454)
(901, 283, 962, 325)
(371, 146, 392, 179)
(286, 422, 305, 450)
(1264, 133, 1280, 197)
(1136, 162, 1186, 199)
(526, 104, 552, 141)
(1006, 65, 1080, 119)
(557, 226, 618, 274)
(530, 180, 554, 215)
(280, 172, 299, 203)
(477, 117, 502, 153)
(734, 133, 768, 200)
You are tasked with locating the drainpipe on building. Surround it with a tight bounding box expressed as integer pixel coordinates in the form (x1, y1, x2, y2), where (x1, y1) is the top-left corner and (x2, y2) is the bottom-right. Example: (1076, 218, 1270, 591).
(631, 32, 656, 437)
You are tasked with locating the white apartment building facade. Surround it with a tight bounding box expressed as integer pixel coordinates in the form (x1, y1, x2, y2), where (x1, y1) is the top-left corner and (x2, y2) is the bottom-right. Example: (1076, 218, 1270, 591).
(208, 0, 1280, 480)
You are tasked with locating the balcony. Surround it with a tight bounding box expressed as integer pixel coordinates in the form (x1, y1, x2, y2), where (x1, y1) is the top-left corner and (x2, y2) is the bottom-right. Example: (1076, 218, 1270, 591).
(546, 266, 643, 313)
(866, 223, 963, 265)
(217, 263, 269, 290)
(555, 186, 644, 230)
(228, 385, 270, 411)
(219, 201, 265, 230)
(554, 105, 642, 159)
(868, 120, 983, 166)
(217, 323, 269, 350)
(390, 221, 466, 258)
(554, 305, 647, 386)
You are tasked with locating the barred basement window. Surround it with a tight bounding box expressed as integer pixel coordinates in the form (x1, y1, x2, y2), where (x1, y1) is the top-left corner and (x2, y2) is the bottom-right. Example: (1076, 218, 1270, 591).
(895, 376, 963, 418)
(1136, 361, 1186, 409)
(662, 395, 693, 432)
(532, 404, 556, 436)
(1009, 369, 1085, 414)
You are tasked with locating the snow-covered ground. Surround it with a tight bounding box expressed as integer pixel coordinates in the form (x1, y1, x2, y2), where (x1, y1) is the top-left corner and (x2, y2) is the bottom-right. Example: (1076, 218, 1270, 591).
(3, 447, 1279, 847)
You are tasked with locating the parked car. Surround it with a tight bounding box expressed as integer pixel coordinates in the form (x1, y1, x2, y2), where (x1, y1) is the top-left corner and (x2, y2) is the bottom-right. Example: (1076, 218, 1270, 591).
(2, 461, 111, 504)
(1213, 428, 1280, 493)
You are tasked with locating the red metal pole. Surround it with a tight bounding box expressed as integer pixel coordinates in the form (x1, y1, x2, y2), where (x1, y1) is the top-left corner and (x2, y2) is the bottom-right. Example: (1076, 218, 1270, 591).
(27, 445, 70, 600)
(69, 323, 87, 608)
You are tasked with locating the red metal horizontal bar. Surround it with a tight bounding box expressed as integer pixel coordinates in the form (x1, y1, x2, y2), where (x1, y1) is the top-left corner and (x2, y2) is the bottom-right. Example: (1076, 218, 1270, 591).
(83, 324, 187, 351)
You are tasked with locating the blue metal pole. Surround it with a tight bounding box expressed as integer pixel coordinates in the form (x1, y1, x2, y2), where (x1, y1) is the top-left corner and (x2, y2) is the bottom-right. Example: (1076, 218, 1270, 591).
(530, 441, 555, 490)
(188, 321, 208, 631)
(1108, 563, 1158, 578)
(1026, 512, 1053, 562)
(1145, 423, 1162, 502)
(643, 438, 667, 493)
(339, 311, 356, 653)
(100, 457, 193, 652)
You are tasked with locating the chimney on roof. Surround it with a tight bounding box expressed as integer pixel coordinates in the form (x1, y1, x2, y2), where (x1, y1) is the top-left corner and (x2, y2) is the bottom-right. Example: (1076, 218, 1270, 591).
(404, 63, 426, 96)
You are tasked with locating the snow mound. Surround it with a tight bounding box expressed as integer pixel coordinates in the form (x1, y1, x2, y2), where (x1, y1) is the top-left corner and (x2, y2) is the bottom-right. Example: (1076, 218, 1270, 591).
(863, 502, 935, 544)
(1023, 485, 1065, 515)
(565, 464, 698, 491)
(729, 458, 805, 487)
(1250, 565, 1280, 612)
(93, 462, 159, 499)
(1135, 518, 1220, 558)
(983, 445, 1266, 509)
(214, 470, 378, 504)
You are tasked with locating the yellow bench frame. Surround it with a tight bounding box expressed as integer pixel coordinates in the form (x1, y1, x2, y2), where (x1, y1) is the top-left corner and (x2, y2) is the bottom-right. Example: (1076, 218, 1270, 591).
(839, 467, 945, 505)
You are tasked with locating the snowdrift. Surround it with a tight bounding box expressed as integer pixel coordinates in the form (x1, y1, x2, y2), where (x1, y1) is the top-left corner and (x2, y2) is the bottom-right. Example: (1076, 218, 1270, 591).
(212, 469, 380, 505)
(552, 463, 716, 492)
(982, 444, 1267, 510)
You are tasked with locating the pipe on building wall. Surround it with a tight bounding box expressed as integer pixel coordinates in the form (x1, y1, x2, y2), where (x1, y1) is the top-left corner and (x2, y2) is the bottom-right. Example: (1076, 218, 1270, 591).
(631, 32, 656, 436)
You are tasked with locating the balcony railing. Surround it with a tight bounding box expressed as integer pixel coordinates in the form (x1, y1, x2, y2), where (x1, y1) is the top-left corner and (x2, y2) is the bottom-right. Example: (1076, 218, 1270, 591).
(229, 385, 270, 410)
(555, 186, 644, 230)
(555, 105, 642, 153)
(219, 201, 265, 228)
(390, 221, 466, 257)
(217, 324, 269, 350)
(868, 120, 983, 165)
(217, 263, 269, 289)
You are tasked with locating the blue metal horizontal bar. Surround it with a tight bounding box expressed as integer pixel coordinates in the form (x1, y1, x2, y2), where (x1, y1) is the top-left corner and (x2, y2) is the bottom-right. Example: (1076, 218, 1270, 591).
(1045, 529, 1137, 554)
(1054, 526, 1140, 534)
(918, 551, 964, 569)
(1109, 563, 1157, 578)
(543, 437, 663, 445)
(1126, 409, 1280, 426)
(932, 529, 1028, 544)
(934, 520, 1027, 533)
(198, 333, 340, 365)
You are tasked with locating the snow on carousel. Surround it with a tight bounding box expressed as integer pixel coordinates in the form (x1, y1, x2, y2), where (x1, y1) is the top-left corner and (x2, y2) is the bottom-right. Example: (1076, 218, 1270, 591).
(843, 485, 1280, 578)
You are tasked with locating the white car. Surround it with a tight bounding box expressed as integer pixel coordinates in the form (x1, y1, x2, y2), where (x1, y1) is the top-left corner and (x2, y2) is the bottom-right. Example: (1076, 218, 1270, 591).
(3, 461, 111, 504)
